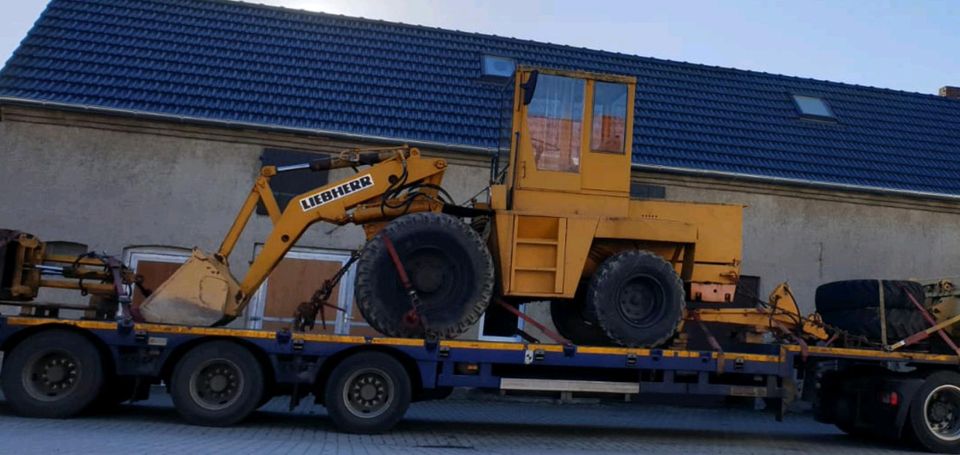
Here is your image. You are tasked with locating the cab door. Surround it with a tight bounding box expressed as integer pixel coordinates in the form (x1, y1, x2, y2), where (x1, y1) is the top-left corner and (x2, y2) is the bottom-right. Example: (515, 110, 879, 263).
(580, 79, 634, 194)
(513, 72, 586, 193)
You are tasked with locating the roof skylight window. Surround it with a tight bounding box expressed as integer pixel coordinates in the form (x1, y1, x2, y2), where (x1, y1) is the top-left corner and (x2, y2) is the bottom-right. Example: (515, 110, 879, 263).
(792, 95, 836, 120)
(480, 55, 516, 81)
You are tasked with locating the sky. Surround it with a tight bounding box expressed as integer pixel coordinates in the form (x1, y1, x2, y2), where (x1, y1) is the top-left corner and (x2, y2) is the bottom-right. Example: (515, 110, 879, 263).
(2, 0, 959, 95)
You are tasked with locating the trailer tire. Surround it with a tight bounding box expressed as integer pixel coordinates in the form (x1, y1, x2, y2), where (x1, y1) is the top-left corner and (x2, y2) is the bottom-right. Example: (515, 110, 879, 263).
(906, 371, 960, 453)
(586, 250, 685, 347)
(170, 341, 264, 427)
(0, 329, 104, 418)
(89, 376, 137, 412)
(355, 212, 494, 339)
(324, 351, 411, 434)
(550, 284, 610, 346)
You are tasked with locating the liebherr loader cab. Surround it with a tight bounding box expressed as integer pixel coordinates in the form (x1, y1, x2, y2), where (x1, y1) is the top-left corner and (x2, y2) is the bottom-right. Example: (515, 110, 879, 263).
(488, 68, 743, 346)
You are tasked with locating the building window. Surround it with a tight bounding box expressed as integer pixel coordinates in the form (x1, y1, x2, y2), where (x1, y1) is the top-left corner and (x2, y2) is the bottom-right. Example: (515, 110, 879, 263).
(122, 247, 192, 307)
(527, 74, 585, 173)
(481, 55, 516, 81)
(590, 81, 628, 153)
(792, 95, 836, 121)
(246, 246, 362, 335)
(258, 148, 329, 215)
(630, 183, 666, 199)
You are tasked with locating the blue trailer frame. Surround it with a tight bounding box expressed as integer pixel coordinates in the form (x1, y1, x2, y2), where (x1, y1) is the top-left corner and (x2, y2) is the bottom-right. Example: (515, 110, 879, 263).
(1, 314, 959, 451)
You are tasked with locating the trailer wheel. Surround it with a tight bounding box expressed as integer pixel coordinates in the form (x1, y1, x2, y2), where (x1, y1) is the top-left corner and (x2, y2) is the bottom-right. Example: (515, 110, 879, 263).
(586, 250, 685, 347)
(907, 371, 960, 453)
(324, 351, 411, 434)
(170, 341, 264, 427)
(0, 329, 104, 418)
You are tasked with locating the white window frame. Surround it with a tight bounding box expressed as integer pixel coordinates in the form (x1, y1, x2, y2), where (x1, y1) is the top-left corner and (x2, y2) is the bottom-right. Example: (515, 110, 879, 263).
(122, 246, 192, 272)
(477, 303, 526, 342)
(246, 245, 357, 334)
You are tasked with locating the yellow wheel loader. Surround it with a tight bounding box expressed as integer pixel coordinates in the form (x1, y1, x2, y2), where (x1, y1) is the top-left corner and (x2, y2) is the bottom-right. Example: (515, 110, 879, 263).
(1, 67, 751, 347)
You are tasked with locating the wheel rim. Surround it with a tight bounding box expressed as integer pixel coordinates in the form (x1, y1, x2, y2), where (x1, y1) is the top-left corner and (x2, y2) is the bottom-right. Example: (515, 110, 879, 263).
(616, 273, 668, 329)
(342, 367, 395, 419)
(188, 358, 244, 411)
(924, 384, 960, 441)
(22, 350, 81, 401)
(400, 245, 468, 326)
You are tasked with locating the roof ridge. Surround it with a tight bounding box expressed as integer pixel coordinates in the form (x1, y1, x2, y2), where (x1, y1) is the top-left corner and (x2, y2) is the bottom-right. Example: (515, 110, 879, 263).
(208, 0, 952, 100)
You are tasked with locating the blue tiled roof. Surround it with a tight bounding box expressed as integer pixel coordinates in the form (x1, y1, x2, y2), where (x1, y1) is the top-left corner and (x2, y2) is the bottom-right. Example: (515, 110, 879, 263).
(3, 0, 960, 196)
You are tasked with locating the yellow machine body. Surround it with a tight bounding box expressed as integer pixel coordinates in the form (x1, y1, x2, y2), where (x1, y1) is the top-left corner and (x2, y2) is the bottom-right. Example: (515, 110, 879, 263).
(490, 68, 742, 300)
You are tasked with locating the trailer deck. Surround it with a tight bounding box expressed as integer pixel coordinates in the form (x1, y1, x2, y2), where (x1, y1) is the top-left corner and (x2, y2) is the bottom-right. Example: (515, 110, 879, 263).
(2, 313, 960, 452)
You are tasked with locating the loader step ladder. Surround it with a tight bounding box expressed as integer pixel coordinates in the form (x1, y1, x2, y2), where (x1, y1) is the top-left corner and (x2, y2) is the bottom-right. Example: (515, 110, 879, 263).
(510, 216, 566, 294)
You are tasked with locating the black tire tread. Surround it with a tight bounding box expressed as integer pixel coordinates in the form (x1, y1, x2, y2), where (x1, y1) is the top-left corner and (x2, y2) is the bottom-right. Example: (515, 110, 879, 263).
(819, 307, 928, 341)
(0, 329, 104, 418)
(586, 250, 685, 347)
(816, 280, 925, 312)
(354, 212, 494, 339)
(549, 284, 610, 346)
(169, 341, 264, 427)
(324, 351, 411, 434)
(907, 371, 960, 453)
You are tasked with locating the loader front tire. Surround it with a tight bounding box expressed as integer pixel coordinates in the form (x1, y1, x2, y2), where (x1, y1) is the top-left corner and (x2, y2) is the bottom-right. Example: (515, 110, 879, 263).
(587, 250, 685, 347)
(355, 212, 494, 339)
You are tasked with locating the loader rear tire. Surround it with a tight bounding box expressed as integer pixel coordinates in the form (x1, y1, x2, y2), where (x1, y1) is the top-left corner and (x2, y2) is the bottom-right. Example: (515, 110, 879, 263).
(0, 329, 104, 418)
(355, 212, 494, 339)
(550, 284, 610, 346)
(586, 250, 685, 347)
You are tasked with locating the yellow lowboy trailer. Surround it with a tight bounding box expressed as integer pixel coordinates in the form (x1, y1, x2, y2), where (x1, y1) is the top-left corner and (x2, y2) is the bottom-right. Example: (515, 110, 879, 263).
(1, 309, 960, 453)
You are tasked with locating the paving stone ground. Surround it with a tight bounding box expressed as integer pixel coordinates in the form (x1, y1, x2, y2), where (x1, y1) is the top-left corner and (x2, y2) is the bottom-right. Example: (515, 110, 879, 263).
(0, 390, 922, 454)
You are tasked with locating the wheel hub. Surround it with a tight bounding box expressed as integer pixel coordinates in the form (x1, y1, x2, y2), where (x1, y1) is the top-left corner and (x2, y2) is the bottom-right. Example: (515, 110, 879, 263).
(25, 352, 79, 399)
(343, 369, 394, 419)
(189, 360, 243, 411)
(360, 384, 378, 400)
(209, 375, 228, 393)
(925, 384, 960, 441)
(409, 254, 447, 294)
(617, 275, 666, 328)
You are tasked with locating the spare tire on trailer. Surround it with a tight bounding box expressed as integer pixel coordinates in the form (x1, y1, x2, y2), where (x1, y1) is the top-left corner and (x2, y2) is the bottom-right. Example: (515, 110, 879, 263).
(354, 212, 494, 338)
(816, 280, 928, 341)
(816, 280, 925, 312)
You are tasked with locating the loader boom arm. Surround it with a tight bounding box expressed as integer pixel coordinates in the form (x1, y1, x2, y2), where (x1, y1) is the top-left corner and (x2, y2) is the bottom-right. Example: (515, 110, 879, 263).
(138, 147, 449, 325)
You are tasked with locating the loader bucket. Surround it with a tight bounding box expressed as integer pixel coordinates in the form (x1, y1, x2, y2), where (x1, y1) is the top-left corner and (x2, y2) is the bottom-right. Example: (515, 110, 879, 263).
(137, 249, 241, 327)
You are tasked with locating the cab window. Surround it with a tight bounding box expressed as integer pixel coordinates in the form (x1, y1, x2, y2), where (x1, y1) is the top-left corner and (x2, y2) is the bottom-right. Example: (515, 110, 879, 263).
(590, 82, 628, 154)
(526, 74, 585, 173)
